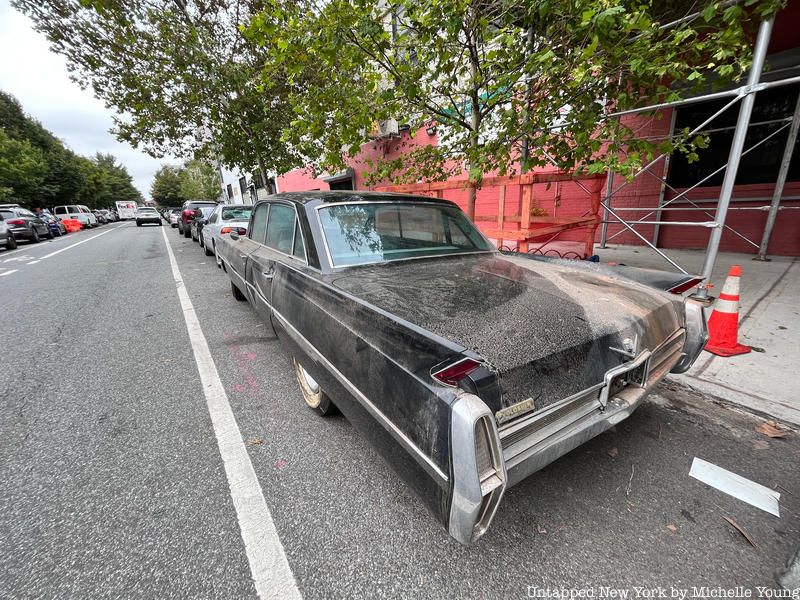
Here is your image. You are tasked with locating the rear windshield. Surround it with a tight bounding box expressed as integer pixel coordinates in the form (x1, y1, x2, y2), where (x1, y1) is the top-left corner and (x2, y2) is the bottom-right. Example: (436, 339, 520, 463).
(0, 210, 14, 219)
(317, 202, 493, 267)
(221, 206, 252, 221)
(138, 208, 157, 213)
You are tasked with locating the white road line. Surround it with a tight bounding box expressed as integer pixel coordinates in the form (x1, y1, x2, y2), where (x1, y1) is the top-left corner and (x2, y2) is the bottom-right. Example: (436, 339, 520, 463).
(37, 227, 117, 261)
(160, 227, 301, 600)
(27, 260, 40, 265)
(0, 269, 18, 277)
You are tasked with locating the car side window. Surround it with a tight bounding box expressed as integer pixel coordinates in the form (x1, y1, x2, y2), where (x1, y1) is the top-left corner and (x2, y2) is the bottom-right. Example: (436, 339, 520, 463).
(55, 207, 65, 215)
(249, 204, 268, 243)
(209, 207, 220, 223)
(292, 220, 306, 260)
(265, 204, 295, 255)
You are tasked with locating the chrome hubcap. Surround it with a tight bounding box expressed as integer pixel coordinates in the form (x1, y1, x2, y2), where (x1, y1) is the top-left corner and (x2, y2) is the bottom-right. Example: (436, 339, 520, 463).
(300, 365, 320, 393)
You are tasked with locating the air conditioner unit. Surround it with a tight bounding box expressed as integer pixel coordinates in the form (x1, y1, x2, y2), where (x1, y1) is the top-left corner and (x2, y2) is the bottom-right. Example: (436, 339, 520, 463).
(369, 118, 399, 139)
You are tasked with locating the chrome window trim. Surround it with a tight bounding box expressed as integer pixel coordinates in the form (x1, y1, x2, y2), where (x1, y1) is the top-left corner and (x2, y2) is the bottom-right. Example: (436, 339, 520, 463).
(271, 306, 449, 486)
(250, 201, 309, 267)
(313, 201, 496, 270)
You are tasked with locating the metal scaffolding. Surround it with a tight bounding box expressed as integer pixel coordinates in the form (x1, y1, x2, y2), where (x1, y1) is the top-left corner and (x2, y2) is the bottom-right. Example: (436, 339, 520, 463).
(593, 18, 800, 297)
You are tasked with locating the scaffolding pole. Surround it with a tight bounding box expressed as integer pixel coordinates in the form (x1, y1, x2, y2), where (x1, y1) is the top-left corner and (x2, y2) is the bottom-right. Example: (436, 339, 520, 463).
(652, 108, 678, 247)
(598, 170, 614, 248)
(756, 89, 800, 261)
(695, 18, 773, 299)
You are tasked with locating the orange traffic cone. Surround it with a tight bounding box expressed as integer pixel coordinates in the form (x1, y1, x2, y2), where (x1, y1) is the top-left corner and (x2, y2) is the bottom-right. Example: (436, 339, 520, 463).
(705, 265, 751, 357)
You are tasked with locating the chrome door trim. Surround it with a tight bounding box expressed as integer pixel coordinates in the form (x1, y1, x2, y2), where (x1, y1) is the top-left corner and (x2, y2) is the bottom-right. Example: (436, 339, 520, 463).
(271, 307, 449, 486)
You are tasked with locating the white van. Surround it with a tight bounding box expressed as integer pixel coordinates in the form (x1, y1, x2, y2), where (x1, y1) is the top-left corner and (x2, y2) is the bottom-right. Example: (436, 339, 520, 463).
(53, 205, 98, 228)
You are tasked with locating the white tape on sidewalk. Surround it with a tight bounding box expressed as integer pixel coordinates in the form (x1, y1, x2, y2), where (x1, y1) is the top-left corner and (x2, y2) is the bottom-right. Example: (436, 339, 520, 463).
(160, 227, 301, 600)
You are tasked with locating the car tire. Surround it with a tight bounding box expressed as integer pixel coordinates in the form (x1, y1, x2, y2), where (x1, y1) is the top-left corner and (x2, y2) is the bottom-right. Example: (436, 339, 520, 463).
(184, 228, 191, 238)
(231, 281, 247, 302)
(293, 359, 338, 416)
(6, 235, 17, 250)
(214, 243, 222, 268)
(204, 240, 213, 256)
(30, 228, 40, 243)
(46, 227, 54, 239)
(137, 221, 141, 227)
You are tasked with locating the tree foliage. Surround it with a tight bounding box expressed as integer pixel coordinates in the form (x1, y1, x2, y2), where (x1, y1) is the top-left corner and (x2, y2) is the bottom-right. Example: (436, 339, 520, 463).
(15, 0, 303, 177)
(0, 90, 141, 208)
(151, 158, 220, 205)
(150, 165, 185, 206)
(245, 0, 785, 212)
(179, 159, 222, 201)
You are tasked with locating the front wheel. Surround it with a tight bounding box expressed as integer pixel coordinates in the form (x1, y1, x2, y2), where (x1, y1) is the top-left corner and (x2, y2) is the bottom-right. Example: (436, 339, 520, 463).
(45, 227, 54, 239)
(30, 228, 40, 243)
(293, 359, 338, 416)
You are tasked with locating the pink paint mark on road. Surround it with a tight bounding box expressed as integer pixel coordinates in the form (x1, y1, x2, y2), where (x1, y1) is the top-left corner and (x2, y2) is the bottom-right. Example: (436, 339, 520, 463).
(275, 459, 287, 469)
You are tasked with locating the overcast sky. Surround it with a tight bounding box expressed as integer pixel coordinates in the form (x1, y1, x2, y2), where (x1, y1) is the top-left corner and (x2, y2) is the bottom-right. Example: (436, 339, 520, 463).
(0, 0, 176, 198)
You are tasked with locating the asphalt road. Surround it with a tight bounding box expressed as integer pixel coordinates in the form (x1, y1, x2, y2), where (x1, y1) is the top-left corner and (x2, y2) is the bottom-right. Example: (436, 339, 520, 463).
(1, 221, 798, 599)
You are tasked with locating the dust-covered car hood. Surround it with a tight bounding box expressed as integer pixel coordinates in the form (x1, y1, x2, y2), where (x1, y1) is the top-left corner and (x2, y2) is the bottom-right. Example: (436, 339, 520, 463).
(330, 252, 685, 410)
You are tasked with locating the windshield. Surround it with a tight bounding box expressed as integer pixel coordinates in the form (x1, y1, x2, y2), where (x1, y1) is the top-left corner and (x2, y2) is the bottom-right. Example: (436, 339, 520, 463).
(318, 202, 493, 267)
(221, 206, 252, 221)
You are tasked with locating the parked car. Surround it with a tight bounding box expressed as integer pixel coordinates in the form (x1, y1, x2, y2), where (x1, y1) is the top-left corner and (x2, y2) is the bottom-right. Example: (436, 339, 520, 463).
(38, 212, 65, 237)
(135, 206, 162, 227)
(0, 213, 18, 250)
(93, 210, 108, 224)
(177, 200, 217, 237)
(200, 204, 252, 261)
(216, 191, 707, 545)
(189, 206, 216, 243)
(53, 205, 97, 229)
(78, 206, 99, 228)
(0, 206, 52, 243)
(99, 209, 116, 222)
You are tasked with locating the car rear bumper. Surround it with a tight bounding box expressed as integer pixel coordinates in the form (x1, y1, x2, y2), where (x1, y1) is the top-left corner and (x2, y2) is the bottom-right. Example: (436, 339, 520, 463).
(449, 328, 689, 545)
(137, 218, 161, 224)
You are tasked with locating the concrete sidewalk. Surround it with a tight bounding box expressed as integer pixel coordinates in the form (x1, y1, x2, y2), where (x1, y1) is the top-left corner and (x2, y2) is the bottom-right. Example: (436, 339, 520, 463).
(596, 244, 800, 426)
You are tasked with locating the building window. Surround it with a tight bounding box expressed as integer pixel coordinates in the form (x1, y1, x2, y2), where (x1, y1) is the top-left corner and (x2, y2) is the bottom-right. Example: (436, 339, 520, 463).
(226, 184, 233, 201)
(667, 83, 800, 188)
(239, 176, 248, 197)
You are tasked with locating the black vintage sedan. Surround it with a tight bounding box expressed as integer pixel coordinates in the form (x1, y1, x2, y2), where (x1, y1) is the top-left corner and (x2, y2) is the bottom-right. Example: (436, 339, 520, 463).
(216, 191, 707, 544)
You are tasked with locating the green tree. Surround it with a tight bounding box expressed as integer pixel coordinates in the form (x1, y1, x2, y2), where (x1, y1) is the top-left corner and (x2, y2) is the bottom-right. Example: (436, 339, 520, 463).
(247, 0, 785, 217)
(179, 158, 221, 201)
(15, 0, 304, 177)
(0, 129, 46, 200)
(151, 165, 185, 206)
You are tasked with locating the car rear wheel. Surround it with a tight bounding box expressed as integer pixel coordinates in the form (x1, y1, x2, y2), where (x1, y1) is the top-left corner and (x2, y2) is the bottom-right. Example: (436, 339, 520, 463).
(231, 281, 247, 302)
(5, 235, 17, 250)
(204, 238, 213, 256)
(184, 228, 191, 238)
(30, 228, 40, 243)
(293, 359, 338, 416)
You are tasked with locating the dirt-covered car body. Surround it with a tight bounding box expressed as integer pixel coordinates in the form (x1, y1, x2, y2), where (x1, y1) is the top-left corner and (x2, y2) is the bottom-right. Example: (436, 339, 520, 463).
(216, 191, 707, 544)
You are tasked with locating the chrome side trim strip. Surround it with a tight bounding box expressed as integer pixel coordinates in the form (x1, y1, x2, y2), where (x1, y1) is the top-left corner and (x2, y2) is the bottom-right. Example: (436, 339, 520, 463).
(271, 308, 449, 486)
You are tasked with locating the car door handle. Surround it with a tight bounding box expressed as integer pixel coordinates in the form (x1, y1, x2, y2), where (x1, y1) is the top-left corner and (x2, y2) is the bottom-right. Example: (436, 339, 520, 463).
(262, 269, 274, 279)
(239, 254, 247, 260)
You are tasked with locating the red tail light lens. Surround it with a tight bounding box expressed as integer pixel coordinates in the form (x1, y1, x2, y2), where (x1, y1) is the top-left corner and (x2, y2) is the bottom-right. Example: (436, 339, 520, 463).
(7, 219, 24, 226)
(432, 358, 481, 386)
(220, 227, 232, 234)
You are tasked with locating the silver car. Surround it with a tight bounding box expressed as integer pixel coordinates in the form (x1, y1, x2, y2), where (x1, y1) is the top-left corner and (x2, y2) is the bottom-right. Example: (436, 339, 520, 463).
(200, 204, 252, 264)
